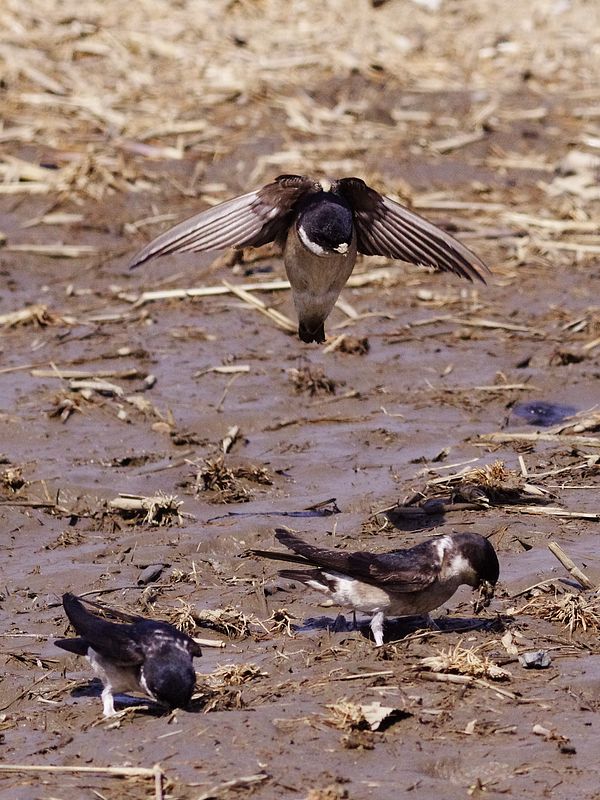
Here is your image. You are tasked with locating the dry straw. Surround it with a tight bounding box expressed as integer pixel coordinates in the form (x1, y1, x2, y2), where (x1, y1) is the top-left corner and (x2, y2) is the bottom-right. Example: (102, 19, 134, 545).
(0, 764, 165, 800)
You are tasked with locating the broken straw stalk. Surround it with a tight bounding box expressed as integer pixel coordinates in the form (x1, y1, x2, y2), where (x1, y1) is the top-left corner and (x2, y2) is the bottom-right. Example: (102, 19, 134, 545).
(547, 542, 596, 590)
(0, 764, 165, 800)
(129, 266, 406, 307)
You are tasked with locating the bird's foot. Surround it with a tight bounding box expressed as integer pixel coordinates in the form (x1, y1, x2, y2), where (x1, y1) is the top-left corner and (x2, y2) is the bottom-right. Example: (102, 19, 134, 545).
(370, 611, 385, 647)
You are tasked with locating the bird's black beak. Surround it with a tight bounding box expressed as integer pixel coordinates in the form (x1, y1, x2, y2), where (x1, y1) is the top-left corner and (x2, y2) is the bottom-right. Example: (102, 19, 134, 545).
(473, 580, 495, 613)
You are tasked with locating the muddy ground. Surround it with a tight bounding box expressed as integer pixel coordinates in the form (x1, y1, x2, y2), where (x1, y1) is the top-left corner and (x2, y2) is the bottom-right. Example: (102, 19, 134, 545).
(2, 1, 600, 799)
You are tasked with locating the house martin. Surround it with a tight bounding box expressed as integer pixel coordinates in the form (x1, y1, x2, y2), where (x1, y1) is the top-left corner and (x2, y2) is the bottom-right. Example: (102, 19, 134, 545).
(253, 528, 499, 646)
(129, 175, 489, 343)
(55, 593, 201, 717)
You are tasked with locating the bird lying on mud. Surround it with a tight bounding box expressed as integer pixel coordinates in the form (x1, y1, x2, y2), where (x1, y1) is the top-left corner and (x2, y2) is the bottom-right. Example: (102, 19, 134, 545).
(55, 593, 201, 717)
(252, 528, 499, 646)
(129, 174, 489, 343)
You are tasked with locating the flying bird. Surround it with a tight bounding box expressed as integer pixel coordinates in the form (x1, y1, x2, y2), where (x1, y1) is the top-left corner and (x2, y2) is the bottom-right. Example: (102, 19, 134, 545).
(55, 593, 201, 717)
(253, 529, 499, 646)
(129, 175, 489, 343)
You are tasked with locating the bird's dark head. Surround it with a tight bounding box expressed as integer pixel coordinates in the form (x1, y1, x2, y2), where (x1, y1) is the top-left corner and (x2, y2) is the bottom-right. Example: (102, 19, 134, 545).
(141, 647, 197, 710)
(442, 532, 499, 598)
(297, 189, 353, 256)
(446, 532, 499, 611)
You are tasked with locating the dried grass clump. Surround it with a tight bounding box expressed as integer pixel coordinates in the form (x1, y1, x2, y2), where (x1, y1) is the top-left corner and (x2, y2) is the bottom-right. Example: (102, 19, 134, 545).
(306, 785, 349, 800)
(45, 529, 86, 550)
(421, 459, 550, 509)
(194, 456, 272, 504)
(234, 464, 273, 485)
(207, 664, 266, 687)
(196, 662, 265, 712)
(338, 336, 370, 355)
(288, 367, 337, 397)
(419, 640, 511, 681)
(0, 304, 74, 328)
(468, 460, 521, 489)
(167, 600, 198, 635)
(193, 607, 254, 639)
(1, 465, 27, 493)
(48, 390, 93, 422)
(325, 700, 371, 731)
(517, 590, 600, 637)
(197, 457, 249, 502)
(108, 492, 184, 525)
(266, 608, 296, 637)
(168, 561, 202, 588)
(456, 460, 525, 504)
(198, 685, 244, 713)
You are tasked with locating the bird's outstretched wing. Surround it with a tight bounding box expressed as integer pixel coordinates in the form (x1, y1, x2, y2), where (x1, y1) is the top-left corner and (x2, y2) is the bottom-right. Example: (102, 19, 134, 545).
(336, 177, 489, 283)
(128, 174, 319, 269)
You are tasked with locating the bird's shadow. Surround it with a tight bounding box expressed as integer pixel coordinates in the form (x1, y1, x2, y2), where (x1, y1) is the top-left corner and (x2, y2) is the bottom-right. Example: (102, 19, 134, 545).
(298, 613, 507, 643)
(383, 503, 446, 532)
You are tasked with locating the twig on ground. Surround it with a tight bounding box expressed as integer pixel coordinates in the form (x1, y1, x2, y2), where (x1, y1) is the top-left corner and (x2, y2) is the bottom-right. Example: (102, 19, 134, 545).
(547, 542, 596, 590)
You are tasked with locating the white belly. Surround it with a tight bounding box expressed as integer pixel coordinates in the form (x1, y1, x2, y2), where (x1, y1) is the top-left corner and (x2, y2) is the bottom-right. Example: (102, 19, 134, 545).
(87, 649, 141, 695)
(311, 572, 464, 617)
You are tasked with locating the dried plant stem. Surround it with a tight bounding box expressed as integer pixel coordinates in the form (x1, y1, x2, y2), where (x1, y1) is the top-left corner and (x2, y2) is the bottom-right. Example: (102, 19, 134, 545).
(222, 279, 296, 332)
(0, 764, 158, 776)
(193, 638, 226, 648)
(415, 672, 517, 699)
(195, 773, 269, 800)
(0, 764, 164, 799)
(480, 432, 600, 448)
(333, 670, 395, 681)
(411, 315, 542, 334)
(131, 266, 405, 308)
(507, 507, 600, 521)
(548, 542, 595, 590)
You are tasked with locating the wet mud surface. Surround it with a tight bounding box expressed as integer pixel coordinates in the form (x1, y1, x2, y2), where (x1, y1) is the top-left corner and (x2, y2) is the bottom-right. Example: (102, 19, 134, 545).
(3, 3, 600, 798)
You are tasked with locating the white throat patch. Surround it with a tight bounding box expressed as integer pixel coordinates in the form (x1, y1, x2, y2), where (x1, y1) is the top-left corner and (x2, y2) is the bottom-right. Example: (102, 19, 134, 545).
(298, 224, 328, 256)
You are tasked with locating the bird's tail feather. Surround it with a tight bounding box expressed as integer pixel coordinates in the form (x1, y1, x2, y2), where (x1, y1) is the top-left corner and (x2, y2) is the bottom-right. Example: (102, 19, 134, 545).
(54, 636, 89, 656)
(279, 568, 325, 585)
(248, 548, 312, 566)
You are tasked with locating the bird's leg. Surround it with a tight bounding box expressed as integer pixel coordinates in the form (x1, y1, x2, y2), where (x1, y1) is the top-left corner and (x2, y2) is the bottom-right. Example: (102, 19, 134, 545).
(370, 612, 385, 647)
(352, 610, 357, 631)
(101, 685, 117, 718)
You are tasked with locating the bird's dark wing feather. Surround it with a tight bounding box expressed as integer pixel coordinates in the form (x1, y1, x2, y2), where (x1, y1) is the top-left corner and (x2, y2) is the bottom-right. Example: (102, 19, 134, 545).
(130, 620, 202, 659)
(274, 529, 440, 593)
(62, 594, 201, 661)
(248, 546, 313, 566)
(128, 175, 319, 269)
(62, 593, 145, 666)
(364, 549, 440, 592)
(273, 529, 356, 571)
(71, 595, 144, 624)
(54, 636, 89, 656)
(336, 177, 489, 283)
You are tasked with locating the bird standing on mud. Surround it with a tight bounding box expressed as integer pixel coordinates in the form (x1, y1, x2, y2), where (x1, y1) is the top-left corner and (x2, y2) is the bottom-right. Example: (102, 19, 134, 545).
(129, 175, 489, 343)
(55, 593, 201, 717)
(253, 529, 499, 646)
